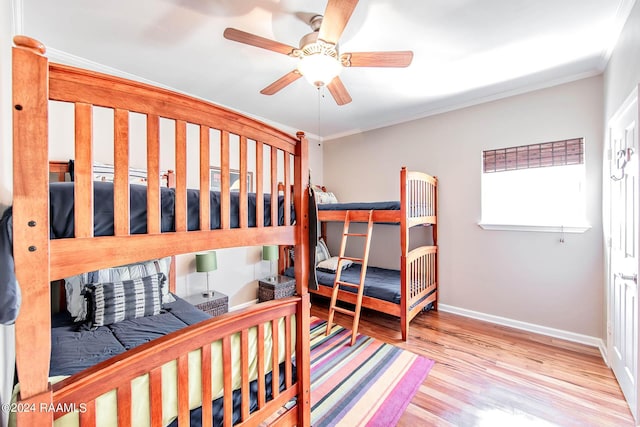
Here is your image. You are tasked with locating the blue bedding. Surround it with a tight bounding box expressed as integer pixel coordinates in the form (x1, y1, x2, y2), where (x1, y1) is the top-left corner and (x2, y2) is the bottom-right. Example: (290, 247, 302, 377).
(50, 295, 210, 376)
(317, 201, 400, 211)
(0, 181, 295, 324)
(284, 264, 402, 304)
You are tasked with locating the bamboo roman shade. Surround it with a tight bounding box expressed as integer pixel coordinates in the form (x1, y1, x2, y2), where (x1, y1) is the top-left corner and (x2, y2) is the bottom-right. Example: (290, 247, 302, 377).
(483, 138, 584, 173)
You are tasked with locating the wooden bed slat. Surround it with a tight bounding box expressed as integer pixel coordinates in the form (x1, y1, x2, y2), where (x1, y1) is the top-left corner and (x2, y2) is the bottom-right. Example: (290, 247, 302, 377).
(149, 367, 163, 427)
(223, 335, 233, 427)
(240, 136, 249, 229)
(241, 328, 250, 421)
(200, 125, 211, 231)
(257, 323, 266, 409)
(271, 147, 278, 227)
(114, 108, 130, 236)
(271, 318, 280, 399)
(256, 141, 264, 228)
(201, 344, 213, 427)
(285, 314, 292, 388)
(74, 102, 93, 238)
(177, 354, 190, 425)
(117, 384, 132, 426)
(175, 119, 187, 232)
(220, 131, 231, 230)
(284, 153, 291, 227)
(79, 400, 96, 427)
(146, 114, 161, 234)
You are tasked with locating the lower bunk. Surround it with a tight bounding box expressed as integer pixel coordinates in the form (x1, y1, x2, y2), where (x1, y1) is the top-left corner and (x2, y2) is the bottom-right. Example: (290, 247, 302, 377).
(283, 245, 437, 339)
(11, 295, 302, 427)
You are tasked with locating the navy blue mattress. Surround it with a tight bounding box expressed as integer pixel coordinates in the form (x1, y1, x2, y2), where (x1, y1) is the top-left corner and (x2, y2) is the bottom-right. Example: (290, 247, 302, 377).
(0, 181, 295, 324)
(317, 201, 400, 211)
(285, 264, 402, 304)
(50, 295, 211, 376)
(48, 181, 294, 237)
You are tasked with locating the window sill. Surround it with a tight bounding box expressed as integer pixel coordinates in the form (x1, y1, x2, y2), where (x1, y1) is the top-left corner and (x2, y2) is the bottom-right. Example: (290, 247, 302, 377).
(478, 223, 591, 233)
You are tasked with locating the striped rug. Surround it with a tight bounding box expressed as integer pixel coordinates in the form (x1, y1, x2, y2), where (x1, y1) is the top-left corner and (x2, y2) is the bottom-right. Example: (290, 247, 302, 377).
(310, 317, 435, 427)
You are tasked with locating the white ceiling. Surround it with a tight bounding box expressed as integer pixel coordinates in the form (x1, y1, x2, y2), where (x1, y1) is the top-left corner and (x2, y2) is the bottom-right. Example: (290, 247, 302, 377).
(20, 0, 636, 140)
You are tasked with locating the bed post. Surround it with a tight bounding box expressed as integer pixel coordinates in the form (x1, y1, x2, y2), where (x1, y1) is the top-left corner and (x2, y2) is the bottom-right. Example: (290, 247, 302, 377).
(433, 176, 439, 311)
(293, 131, 311, 426)
(400, 167, 409, 340)
(12, 36, 54, 425)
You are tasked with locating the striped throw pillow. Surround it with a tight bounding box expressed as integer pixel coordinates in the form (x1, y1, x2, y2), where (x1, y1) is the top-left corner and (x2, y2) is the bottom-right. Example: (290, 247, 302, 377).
(84, 273, 163, 327)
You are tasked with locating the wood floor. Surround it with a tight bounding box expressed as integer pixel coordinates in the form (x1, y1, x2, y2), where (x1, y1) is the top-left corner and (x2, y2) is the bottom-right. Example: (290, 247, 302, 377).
(310, 297, 635, 426)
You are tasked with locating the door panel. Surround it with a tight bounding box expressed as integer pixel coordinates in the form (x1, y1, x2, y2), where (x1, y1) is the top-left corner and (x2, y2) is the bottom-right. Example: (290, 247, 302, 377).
(608, 87, 639, 420)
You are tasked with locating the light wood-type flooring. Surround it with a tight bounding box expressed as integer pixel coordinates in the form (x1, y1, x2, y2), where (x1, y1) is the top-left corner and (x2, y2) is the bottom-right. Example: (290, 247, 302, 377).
(310, 297, 634, 426)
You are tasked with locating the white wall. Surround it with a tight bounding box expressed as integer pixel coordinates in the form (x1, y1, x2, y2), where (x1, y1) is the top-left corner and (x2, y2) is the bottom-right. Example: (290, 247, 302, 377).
(604, 0, 640, 120)
(323, 76, 604, 338)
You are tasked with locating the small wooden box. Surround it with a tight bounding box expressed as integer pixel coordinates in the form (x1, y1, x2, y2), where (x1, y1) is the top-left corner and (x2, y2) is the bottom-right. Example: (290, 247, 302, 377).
(258, 275, 296, 302)
(184, 291, 229, 317)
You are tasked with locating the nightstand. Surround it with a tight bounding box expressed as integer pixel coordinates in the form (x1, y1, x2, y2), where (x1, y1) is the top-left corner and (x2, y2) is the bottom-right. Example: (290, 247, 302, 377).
(258, 275, 296, 302)
(183, 291, 229, 317)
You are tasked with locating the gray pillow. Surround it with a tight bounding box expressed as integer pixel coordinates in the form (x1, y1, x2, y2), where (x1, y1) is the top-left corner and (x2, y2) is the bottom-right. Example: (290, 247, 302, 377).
(84, 273, 163, 328)
(65, 257, 174, 322)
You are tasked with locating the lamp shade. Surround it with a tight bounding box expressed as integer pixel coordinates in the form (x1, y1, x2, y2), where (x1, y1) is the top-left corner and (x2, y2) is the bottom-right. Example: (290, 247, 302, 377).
(262, 245, 279, 262)
(196, 251, 217, 272)
(297, 53, 342, 87)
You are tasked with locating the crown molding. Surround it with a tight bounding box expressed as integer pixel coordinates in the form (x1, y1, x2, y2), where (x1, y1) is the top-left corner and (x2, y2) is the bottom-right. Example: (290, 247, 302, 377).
(599, 0, 638, 69)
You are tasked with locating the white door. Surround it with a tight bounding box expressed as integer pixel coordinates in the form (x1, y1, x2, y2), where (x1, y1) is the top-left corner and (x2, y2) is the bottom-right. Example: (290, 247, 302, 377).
(608, 86, 639, 420)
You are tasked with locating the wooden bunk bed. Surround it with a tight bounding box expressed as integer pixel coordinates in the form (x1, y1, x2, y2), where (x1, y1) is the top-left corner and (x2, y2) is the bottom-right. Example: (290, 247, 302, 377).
(7, 36, 311, 426)
(297, 167, 437, 341)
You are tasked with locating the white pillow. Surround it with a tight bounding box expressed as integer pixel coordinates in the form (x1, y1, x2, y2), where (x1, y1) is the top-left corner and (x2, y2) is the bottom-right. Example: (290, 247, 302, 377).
(317, 256, 353, 273)
(91, 162, 168, 186)
(65, 257, 175, 322)
(316, 238, 331, 264)
(315, 190, 338, 204)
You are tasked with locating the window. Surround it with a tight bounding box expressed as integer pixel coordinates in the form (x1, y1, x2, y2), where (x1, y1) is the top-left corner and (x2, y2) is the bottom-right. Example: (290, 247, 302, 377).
(480, 138, 589, 231)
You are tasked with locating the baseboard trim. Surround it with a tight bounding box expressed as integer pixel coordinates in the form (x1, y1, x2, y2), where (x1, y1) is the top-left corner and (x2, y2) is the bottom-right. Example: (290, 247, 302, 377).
(599, 340, 610, 367)
(439, 304, 603, 349)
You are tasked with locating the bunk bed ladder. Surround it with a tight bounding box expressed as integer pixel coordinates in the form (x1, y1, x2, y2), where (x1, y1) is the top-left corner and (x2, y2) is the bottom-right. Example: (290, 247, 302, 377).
(326, 210, 374, 346)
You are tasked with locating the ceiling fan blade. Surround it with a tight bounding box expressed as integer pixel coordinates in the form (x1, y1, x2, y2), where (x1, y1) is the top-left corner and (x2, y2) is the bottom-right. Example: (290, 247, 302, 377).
(341, 51, 414, 67)
(318, 0, 359, 45)
(224, 28, 296, 55)
(260, 70, 302, 95)
(327, 76, 352, 106)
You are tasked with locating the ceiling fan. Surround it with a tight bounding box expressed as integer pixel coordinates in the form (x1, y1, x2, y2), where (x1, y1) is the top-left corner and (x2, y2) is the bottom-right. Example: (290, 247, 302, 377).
(223, 0, 413, 106)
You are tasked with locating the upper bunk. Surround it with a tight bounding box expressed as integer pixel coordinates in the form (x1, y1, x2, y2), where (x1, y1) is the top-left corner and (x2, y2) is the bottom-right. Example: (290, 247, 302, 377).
(9, 35, 310, 283)
(316, 167, 437, 228)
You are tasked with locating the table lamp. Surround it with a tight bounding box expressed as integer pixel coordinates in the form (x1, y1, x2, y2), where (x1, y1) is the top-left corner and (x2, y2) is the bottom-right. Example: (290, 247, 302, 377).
(196, 251, 217, 297)
(262, 245, 279, 281)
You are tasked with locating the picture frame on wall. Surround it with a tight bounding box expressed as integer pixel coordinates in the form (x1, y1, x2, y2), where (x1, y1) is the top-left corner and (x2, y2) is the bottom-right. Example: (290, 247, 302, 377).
(210, 166, 253, 192)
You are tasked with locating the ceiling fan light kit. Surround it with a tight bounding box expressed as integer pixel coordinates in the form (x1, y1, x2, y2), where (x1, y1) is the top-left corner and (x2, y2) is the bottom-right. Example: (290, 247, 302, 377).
(223, 0, 412, 105)
(295, 40, 342, 87)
